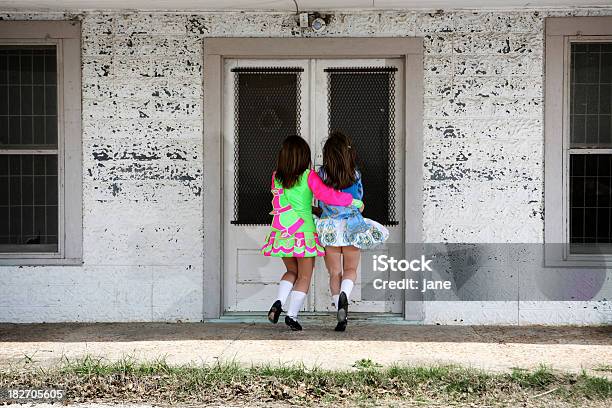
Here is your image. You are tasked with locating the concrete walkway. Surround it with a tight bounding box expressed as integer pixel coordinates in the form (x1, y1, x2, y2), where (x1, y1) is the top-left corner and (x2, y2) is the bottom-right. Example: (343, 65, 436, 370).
(0, 321, 610, 375)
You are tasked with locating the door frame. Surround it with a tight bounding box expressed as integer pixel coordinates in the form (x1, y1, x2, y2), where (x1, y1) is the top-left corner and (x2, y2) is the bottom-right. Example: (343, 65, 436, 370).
(202, 38, 424, 320)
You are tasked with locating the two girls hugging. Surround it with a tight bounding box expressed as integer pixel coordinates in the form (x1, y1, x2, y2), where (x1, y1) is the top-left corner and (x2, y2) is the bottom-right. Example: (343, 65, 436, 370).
(261, 132, 388, 331)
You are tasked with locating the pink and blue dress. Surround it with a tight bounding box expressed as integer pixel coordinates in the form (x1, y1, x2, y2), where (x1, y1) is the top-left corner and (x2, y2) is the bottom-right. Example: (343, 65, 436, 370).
(315, 169, 389, 249)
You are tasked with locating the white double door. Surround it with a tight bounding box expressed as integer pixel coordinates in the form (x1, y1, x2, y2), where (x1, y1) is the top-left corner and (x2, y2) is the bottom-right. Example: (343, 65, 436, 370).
(222, 58, 404, 314)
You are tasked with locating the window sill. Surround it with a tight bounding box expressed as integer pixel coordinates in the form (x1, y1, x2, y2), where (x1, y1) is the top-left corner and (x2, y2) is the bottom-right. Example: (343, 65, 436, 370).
(544, 245, 612, 268)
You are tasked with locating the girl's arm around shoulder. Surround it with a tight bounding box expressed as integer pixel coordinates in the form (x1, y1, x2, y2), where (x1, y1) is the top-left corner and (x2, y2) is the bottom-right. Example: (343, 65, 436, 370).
(307, 170, 362, 207)
(356, 171, 364, 200)
(354, 170, 364, 211)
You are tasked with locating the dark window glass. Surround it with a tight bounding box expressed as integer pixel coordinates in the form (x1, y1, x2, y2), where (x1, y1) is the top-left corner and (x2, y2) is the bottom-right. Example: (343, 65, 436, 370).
(570, 43, 612, 148)
(0, 155, 58, 248)
(0, 45, 57, 148)
(326, 67, 398, 225)
(570, 154, 612, 252)
(231, 67, 302, 225)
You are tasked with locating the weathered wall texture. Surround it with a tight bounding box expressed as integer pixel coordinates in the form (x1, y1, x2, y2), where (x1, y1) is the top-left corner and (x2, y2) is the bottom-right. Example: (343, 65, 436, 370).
(0, 8, 611, 324)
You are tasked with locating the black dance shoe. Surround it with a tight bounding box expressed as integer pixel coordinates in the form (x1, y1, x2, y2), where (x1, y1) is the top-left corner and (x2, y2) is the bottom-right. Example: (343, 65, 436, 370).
(267, 300, 282, 324)
(285, 315, 303, 331)
(335, 291, 348, 332)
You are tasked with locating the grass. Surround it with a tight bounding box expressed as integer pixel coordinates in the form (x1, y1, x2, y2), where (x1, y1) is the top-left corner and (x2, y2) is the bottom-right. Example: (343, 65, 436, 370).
(1, 356, 610, 407)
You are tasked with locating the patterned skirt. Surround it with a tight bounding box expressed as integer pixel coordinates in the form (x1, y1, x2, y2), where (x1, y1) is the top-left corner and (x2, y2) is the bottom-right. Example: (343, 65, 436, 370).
(315, 217, 389, 249)
(261, 231, 326, 258)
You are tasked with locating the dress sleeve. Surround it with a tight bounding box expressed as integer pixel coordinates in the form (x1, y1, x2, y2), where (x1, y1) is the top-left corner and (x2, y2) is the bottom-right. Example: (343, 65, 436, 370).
(307, 170, 353, 206)
(356, 171, 364, 200)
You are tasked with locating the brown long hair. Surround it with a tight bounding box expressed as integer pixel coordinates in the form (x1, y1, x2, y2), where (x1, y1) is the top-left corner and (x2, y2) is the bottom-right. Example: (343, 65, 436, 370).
(275, 135, 312, 189)
(321, 131, 357, 190)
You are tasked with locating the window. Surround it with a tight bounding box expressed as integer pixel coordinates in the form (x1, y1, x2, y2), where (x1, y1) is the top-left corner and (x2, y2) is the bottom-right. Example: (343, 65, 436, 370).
(545, 17, 612, 266)
(569, 43, 612, 254)
(0, 21, 81, 265)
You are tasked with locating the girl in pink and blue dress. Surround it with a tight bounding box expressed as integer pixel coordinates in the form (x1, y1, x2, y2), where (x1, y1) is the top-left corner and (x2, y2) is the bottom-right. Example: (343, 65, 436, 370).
(315, 131, 389, 331)
(261, 135, 363, 331)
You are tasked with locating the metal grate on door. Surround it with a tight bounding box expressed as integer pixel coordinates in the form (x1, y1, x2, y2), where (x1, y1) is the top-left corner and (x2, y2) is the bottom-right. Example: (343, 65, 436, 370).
(230, 67, 303, 225)
(325, 67, 399, 226)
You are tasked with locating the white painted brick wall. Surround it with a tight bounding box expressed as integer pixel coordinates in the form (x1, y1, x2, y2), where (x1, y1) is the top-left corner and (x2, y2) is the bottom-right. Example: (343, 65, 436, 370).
(0, 8, 611, 324)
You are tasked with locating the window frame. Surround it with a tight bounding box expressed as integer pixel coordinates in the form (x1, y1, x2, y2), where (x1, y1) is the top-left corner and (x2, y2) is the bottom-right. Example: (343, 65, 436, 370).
(0, 21, 82, 265)
(545, 17, 612, 267)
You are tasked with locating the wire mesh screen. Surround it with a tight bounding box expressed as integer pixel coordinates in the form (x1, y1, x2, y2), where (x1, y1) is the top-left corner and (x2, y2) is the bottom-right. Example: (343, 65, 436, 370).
(0, 155, 58, 246)
(569, 43, 612, 148)
(0, 46, 57, 147)
(0, 45, 58, 250)
(570, 154, 612, 250)
(325, 67, 398, 225)
(231, 67, 302, 225)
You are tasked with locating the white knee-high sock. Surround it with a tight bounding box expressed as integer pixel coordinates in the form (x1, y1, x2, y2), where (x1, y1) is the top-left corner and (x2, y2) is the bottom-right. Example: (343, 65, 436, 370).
(340, 279, 354, 300)
(286, 291, 307, 319)
(276, 280, 293, 307)
(332, 294, 339, 307)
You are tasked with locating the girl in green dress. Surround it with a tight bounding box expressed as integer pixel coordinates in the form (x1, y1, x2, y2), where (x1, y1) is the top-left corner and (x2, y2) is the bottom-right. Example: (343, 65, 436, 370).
(262, 135, 363, 331)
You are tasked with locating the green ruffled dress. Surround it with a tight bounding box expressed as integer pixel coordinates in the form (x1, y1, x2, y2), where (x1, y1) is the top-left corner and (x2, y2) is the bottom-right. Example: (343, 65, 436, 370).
(261, 169, 325, 257)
